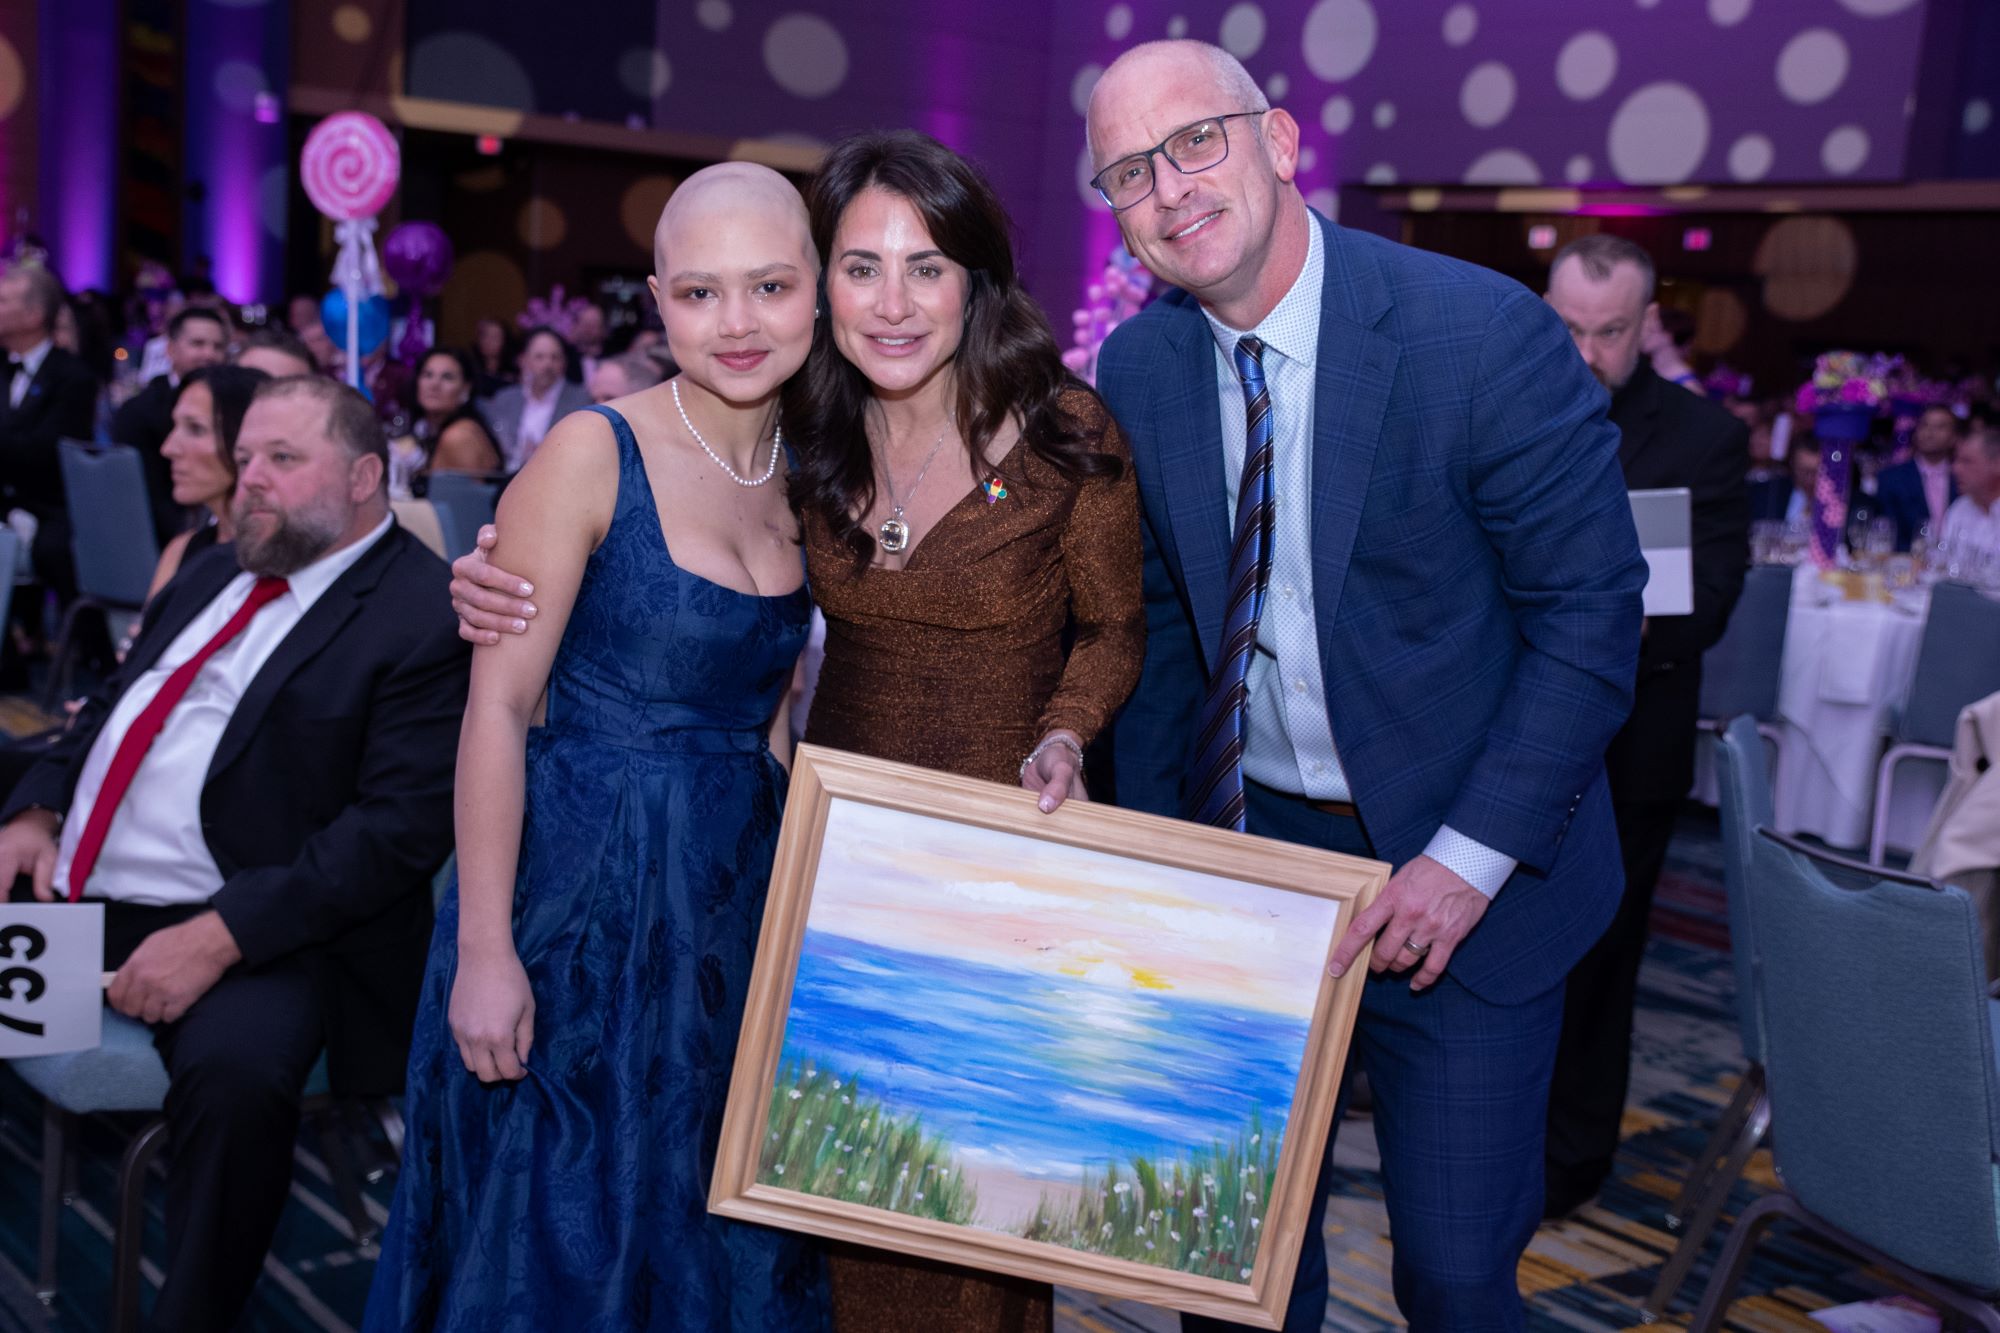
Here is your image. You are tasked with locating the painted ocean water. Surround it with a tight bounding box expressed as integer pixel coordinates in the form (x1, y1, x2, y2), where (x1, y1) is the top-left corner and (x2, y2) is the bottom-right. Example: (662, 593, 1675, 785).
(777, 928, 1316, 1184)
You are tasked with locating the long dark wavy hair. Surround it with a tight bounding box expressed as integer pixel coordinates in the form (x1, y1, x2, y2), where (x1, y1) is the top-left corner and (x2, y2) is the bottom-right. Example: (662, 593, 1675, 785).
(785, 130, 1123, 565)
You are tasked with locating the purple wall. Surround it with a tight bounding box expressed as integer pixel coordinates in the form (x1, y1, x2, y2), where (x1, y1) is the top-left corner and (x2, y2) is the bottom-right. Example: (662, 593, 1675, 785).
(404, 0, 1948, 321)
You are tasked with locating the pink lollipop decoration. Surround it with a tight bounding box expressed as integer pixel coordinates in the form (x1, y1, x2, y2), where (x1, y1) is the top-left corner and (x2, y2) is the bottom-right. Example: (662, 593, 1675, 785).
(300, 112, 400, 220)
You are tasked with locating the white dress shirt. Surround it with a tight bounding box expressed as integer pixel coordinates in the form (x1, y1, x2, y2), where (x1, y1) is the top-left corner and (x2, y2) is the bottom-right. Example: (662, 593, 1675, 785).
(54, 515, 395, 905)
(513, 379, 564, 468)
(1201, 219, 1516, 897)
(1917, 457, 1953, 532)
(1939, 494, 2000, 570)
(7, 339, 51, 410)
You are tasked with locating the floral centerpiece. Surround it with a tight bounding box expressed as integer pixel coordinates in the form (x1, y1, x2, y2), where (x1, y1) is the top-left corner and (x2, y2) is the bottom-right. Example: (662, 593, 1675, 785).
(1061, 247, 1156, 386)
(518, 284, 595, 342)
(1793, 351, 1898, 569)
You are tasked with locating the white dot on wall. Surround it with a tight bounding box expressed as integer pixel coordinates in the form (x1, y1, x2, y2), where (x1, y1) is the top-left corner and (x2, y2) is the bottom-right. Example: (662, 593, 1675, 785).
(1965, 98, 1992, 135)
(410, 31, 536, 109)
(1220, 3, 1267, 58)
(1834, 0, 1918, 13)
(1565, 154, 1593, 182)
(1266, 72, 1290, 100)
(1708, 0, 1752, 26)
(1442, 3, 1477, 46)
(696, 0, 733, 32)
(1301, 0, 1379, 82)
(1776, 28, 1849, 105)
(1373, 100, 1396, 129)
(1728, 132, 1774, 180)
(1077, 144, 1110, 212)
(1556, 31, 1618, 101)
(1607, 81, 1710, 183)
(617, 48, 672, 99)
(1305, 186, 1339, 219)
(1364, 162, 1396, 184)
(1299, 145, 1318, 170)
(1167, 15, 1188, 38)
(1460, 61, 1515, 128)
(1320, 94, 1353, 134)
(1822, 124, 1869, 174)
(1105, 3, 1133, 39)
(212, 59, 269, 113)
(1072, 64, 1103, 117)
(1637, 0, 1661, 9)
(763, 13, 848, 98)
(1464, 148, 1541, 185)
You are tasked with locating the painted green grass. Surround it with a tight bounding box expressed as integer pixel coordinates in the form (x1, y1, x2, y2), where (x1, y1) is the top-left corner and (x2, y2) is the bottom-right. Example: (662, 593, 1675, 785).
(758, 1061, 978, 1226)
(1018, 1111, 1279, 1281)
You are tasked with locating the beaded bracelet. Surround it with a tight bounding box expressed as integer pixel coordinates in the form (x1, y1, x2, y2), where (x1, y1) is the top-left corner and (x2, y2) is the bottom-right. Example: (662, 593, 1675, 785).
(1019, 734, 1085, 783)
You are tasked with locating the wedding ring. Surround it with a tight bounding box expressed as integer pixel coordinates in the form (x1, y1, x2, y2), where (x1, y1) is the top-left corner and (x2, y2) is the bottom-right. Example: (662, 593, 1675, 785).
(1402, 937, 1431, 956)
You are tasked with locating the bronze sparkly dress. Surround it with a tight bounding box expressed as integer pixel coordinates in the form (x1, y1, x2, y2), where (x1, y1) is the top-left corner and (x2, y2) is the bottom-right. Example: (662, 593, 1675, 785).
(801, 390, 1145, 1332)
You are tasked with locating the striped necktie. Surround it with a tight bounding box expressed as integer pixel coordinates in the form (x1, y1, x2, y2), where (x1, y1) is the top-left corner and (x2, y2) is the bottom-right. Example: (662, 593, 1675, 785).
(1189, 335, 1276, 832)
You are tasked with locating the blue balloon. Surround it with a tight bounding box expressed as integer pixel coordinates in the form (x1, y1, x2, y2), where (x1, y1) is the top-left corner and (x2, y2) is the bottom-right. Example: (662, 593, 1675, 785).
(320, 289, 391, 355)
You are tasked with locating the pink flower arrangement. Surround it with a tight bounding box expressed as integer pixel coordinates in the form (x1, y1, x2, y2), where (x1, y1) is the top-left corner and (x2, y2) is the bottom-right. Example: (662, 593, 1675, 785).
(1793, 350, 1901, 416)
(1061, 247, 1156, 386)
(517, 284, 595, 341)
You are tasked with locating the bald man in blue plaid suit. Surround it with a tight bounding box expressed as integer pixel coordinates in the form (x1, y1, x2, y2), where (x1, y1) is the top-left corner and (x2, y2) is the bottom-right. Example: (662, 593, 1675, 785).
(1088, 43, 1647, 1330)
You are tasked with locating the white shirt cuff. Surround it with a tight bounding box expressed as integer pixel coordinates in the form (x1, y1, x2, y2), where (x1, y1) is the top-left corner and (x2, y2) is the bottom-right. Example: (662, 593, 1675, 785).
(1422, 825, 1517, 899)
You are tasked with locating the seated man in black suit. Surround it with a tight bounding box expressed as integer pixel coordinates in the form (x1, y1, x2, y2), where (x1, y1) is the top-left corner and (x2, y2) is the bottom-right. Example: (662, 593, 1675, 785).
(0, 375, 468, 1331)
(0, 263, 100, 598)
(1876, 404, 1961, 550)
(111, 305, 229, 540)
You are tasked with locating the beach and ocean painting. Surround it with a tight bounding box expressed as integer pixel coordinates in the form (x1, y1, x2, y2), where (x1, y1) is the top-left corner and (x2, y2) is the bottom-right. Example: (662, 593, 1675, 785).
(756, 796, 1344, 1282)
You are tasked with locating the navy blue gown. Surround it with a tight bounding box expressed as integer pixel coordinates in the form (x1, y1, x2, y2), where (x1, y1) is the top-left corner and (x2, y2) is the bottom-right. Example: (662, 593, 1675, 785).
(365, 406, 827, 1330)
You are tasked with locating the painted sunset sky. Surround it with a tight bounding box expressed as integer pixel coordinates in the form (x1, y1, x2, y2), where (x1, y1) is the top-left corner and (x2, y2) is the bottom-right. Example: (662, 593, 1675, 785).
(806, 798, 1342, 1019)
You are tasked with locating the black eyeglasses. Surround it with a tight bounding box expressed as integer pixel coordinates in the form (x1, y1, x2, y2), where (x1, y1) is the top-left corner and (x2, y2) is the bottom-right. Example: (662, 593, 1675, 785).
(1089, 112, 1265, 211)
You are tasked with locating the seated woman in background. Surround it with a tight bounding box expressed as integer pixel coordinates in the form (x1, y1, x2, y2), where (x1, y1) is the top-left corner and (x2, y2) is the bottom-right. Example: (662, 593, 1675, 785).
(391, 347, 502, 495)
(146, 363, 269, 598)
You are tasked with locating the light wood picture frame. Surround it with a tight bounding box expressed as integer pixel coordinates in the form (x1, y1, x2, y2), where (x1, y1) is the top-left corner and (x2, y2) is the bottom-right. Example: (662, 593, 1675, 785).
(710, 745, 1388, 1329)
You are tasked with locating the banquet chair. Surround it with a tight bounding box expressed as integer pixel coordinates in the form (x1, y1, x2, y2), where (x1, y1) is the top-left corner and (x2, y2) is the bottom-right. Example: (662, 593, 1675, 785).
(1686, 828, 2000, 1331)
(423, 473, 503, 562)
(1696, 565, 1792, 806)
(1641, 714, 1774, 1320)
(45, 441, 160, 710)
(1869, 581, 2000, 864)
(12, 1016, 390, 1329)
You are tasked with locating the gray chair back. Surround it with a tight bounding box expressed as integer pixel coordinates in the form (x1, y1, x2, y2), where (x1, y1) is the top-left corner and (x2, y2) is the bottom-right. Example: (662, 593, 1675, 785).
(1749, 829, 2000, 1291)
(1699, 565, 1791, 722)
(1715, 716, 1774, 1064)
(1899, 582, 2000, 749)
(423, 474, 502, 563)
(59, 441, 161, 608)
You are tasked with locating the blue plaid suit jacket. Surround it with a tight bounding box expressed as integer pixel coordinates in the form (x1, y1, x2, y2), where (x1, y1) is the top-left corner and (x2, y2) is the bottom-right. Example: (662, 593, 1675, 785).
(1101, 213, 1646, 1005)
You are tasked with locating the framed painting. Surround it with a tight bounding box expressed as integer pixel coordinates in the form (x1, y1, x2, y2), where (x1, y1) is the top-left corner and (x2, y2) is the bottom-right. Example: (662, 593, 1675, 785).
(710, 745, 1389, 1329)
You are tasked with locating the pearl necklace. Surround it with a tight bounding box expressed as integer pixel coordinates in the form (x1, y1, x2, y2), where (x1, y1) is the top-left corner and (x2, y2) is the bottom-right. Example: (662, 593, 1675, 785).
(672, 379, 782, 487)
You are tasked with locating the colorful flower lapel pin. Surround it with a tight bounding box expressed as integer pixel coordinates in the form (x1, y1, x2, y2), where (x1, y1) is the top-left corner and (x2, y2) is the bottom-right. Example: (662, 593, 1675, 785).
(981, 474, 1009, 504)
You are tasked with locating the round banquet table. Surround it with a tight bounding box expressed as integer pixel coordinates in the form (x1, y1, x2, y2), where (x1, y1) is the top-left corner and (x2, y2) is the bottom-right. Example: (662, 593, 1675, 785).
(1691, 565, 1944, 853)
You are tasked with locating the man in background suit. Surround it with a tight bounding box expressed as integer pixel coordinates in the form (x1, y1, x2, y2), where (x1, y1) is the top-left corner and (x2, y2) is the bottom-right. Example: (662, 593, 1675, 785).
(1089, 42, 1645, 1331)
(0, 376, 467, 1331)
(1876, 404, 1961, 550)
(0, 264, 100, 596)
(1543, 236, 1749, 1217)
(111, 305, 229, 540)
(481, 326, 590, 472)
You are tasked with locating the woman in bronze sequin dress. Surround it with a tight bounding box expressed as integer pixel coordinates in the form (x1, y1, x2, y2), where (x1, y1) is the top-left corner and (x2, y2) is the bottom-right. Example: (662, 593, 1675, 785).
(783, 131, 1145, 1333)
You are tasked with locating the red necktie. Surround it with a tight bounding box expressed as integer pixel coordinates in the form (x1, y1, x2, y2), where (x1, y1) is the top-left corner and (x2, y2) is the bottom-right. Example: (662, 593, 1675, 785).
(66, 576, 290, 901)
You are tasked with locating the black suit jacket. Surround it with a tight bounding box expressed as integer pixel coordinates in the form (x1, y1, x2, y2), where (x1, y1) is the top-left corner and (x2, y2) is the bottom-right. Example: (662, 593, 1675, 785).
(1875, 458, 1955, 551)
(108, 373, 183, 539)
(1603, 361, 1751, 803)
(0, 346, 98, 517)
(1, 523, 469, 1094)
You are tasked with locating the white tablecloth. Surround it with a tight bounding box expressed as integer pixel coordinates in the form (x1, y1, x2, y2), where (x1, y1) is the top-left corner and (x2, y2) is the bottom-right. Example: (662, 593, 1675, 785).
(1693, 565, 1943, 852)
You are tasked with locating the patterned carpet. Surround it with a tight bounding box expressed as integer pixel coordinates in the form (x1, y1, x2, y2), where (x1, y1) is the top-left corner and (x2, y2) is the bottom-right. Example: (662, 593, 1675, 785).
(0, 804, 1921, 1331)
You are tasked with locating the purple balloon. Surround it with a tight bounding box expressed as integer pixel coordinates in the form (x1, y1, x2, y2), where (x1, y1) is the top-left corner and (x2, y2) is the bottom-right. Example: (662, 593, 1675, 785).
(382, 221, 455, 297)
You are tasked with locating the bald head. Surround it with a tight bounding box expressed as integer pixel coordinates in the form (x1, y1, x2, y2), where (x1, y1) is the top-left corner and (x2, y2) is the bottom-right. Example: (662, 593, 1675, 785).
(1087, 40, 1268, 158)
(653, 161, 815, 278)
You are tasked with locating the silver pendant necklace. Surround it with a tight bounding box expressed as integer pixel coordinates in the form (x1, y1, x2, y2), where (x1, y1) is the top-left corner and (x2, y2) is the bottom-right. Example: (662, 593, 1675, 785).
(673, 379, 782, 487)
(877, 415, 953, 554)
